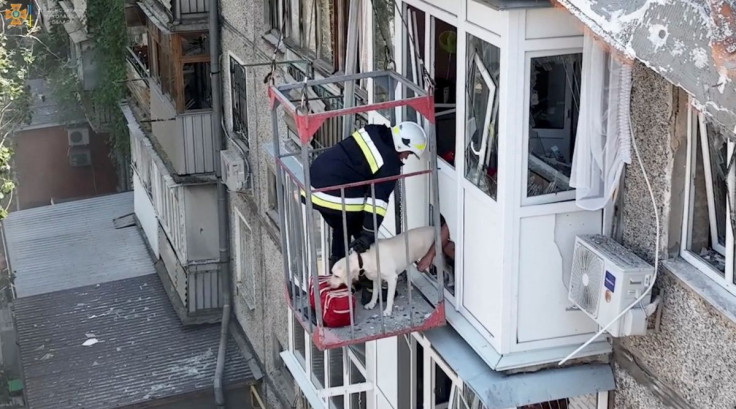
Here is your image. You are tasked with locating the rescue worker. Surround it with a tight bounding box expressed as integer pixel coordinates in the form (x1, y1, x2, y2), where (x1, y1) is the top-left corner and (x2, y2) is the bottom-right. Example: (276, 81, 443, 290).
(303, 121, 427, 269)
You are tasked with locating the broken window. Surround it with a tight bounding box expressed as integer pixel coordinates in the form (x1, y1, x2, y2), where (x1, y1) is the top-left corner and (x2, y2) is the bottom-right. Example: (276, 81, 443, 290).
(683, 110, 734, 286)
(464, 34, 500, 200)
(230, 57, 248, 139)
(526, 53, 582, 202)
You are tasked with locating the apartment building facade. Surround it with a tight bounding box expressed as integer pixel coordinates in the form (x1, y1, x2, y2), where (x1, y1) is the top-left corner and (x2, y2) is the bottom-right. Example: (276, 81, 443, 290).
(218, 0, 615, 408)
(124, 0, 230, 324)
(127, 0, 736, 408)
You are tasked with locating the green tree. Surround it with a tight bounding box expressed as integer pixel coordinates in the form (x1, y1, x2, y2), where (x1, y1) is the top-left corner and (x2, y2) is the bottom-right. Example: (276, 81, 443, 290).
(0, 1, 36, 218)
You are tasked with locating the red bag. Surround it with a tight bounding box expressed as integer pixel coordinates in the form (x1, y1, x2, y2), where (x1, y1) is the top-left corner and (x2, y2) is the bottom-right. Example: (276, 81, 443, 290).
(308, 275, 334, 310)
(322, 289, 356, 328)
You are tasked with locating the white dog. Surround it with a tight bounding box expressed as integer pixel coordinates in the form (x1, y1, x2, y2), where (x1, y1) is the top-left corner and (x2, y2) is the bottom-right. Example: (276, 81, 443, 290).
(329, 226, 436, 317)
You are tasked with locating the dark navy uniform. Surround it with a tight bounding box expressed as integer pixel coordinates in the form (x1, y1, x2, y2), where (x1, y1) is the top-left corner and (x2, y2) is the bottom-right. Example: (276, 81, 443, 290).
(302, 124, 403, 262)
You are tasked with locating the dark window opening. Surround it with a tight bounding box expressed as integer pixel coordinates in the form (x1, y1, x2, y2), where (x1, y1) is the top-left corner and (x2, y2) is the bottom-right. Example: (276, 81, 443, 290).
(230, 57, 248, 138)
(180, 32, 209, 56)
(183, 62, 212, 110)
(433, 17, 458, 167)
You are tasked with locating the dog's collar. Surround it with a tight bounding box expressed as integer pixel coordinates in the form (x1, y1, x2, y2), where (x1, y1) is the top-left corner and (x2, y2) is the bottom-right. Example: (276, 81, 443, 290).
(356, 252, 366, 276)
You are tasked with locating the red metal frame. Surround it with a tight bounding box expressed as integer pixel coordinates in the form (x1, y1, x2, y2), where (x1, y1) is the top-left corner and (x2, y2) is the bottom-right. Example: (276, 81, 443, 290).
(268, 87, 436, 144)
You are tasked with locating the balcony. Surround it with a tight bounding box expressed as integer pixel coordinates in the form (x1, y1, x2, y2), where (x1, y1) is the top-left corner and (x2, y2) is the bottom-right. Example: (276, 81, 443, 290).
(171, 0, 209, 20)
(126, 103, 223, 324)
(269, 71, 446, 350)
(147, 77, 216, 176)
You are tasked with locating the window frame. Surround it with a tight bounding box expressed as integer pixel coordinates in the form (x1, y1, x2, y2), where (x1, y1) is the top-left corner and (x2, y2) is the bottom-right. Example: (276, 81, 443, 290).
(278, 0, 345, 74)
(463, 46, 499, 201)
(286, 312, 371, 409)
(521, 48, 583, 207)
(234, 208, 257, 310)
(680, 105, 736, 294)
(229, 54, 249, 140)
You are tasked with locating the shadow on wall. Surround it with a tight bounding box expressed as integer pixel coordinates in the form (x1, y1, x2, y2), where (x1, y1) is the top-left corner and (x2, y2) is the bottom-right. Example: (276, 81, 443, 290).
(12, 125, 120, 210)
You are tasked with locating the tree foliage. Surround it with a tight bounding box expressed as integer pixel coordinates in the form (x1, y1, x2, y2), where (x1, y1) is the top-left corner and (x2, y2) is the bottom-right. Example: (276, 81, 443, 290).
(86, 0, 129, 161)
(0, 0, 36, 218)
(37, 0, 129, 172)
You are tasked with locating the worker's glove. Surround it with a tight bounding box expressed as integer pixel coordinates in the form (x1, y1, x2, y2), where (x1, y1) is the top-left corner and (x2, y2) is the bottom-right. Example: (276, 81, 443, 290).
(350, 232, 374, 254)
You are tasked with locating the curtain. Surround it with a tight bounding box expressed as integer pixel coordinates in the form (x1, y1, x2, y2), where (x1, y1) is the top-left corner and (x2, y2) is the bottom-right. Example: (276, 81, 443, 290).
(570, 34, 632, 211)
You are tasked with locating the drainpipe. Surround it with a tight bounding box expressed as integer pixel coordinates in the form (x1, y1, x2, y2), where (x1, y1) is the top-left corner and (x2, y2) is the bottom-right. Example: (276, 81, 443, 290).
(210, 0, 231, 407)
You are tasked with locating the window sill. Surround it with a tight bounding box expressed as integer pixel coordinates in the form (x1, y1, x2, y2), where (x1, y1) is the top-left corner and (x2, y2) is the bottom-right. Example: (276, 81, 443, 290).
(261, 32, 286, 53)
(662, 257, 736, 325)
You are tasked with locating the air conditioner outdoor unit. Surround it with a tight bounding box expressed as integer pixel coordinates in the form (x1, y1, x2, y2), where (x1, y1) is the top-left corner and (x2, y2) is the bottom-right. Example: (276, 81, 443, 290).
(68, 149, 92, 167)
(220, 149, 246, 192)
(568, 235, 654, 337)
(67, 127, 90, 146)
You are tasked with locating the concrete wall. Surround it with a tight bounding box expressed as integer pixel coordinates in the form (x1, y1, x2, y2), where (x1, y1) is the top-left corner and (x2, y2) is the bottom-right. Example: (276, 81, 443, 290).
(220, 0, 299, 406)
(12, 124, 119, 210)
(613, 62, 736, 409)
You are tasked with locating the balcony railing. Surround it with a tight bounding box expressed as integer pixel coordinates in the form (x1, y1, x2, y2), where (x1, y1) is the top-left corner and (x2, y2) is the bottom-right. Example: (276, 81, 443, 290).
(176, 110, 216, 174)
(172, 0, 209, 20)
(125, 47, 151, 130)
(285, 63, 369, 149)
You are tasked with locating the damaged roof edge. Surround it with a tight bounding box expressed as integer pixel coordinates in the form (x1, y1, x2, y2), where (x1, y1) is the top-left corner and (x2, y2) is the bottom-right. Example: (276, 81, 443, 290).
(557, 0, 736, 135)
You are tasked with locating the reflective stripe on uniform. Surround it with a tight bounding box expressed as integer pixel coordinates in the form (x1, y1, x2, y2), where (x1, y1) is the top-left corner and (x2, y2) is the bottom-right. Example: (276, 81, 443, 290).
(363, 198, 388, 216)
(352, 129, 384, 174)
(300, 188, 365, 212)
(300, 189, 388, 216)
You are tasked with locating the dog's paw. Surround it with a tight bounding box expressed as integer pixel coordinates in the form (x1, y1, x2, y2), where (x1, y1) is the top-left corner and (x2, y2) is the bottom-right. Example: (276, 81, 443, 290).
(382, 309, 393, 317)
(364, 302, 376, 310)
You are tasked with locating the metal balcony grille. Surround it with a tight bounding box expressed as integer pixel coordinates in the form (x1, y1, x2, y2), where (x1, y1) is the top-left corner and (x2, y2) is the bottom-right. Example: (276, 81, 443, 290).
(269, 70, 446, 349)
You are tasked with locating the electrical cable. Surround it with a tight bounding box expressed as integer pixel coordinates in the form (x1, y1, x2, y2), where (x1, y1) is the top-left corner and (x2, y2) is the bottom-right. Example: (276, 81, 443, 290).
(559, 63, 660, 366)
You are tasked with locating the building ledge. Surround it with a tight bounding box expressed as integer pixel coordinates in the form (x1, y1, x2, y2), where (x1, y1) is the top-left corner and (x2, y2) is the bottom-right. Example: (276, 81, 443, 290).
(411, 271, 611, 371)
(662, 257, 736, 325)
(261, 32, 287, 53)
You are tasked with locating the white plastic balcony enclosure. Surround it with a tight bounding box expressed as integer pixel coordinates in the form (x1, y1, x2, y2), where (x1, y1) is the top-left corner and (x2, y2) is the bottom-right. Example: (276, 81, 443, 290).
(269, 71, 447, 350)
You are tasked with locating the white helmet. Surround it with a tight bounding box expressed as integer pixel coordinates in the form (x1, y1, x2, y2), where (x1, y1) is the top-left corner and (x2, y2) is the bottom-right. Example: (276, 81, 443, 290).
(391, 122, 427, 159)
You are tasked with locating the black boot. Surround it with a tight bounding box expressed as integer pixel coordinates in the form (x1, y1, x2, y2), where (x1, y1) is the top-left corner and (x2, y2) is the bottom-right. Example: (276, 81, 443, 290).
(360, 283, 397, 306)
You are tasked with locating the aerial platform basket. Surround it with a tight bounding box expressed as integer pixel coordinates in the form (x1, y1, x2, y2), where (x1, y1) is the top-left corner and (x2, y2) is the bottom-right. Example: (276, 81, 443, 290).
(268, 71, 446, 350)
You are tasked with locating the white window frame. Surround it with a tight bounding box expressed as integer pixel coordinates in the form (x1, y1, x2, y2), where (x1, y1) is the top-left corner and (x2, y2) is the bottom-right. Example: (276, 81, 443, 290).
(234, 208, 257, 310)
(521, 48, 583, 207)
(411, 332, 609, 409)
(286, 312, 373, 409)
(681, 105, 736, 295)
(464, 50, 499, 199)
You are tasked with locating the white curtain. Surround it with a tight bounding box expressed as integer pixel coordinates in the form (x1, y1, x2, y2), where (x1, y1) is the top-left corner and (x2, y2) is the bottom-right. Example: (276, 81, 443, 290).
(570, 34, 633, 211)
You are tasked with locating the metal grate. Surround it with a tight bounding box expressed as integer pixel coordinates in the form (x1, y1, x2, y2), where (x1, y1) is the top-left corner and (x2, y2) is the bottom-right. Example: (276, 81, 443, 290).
(270, 71, 446, 349)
